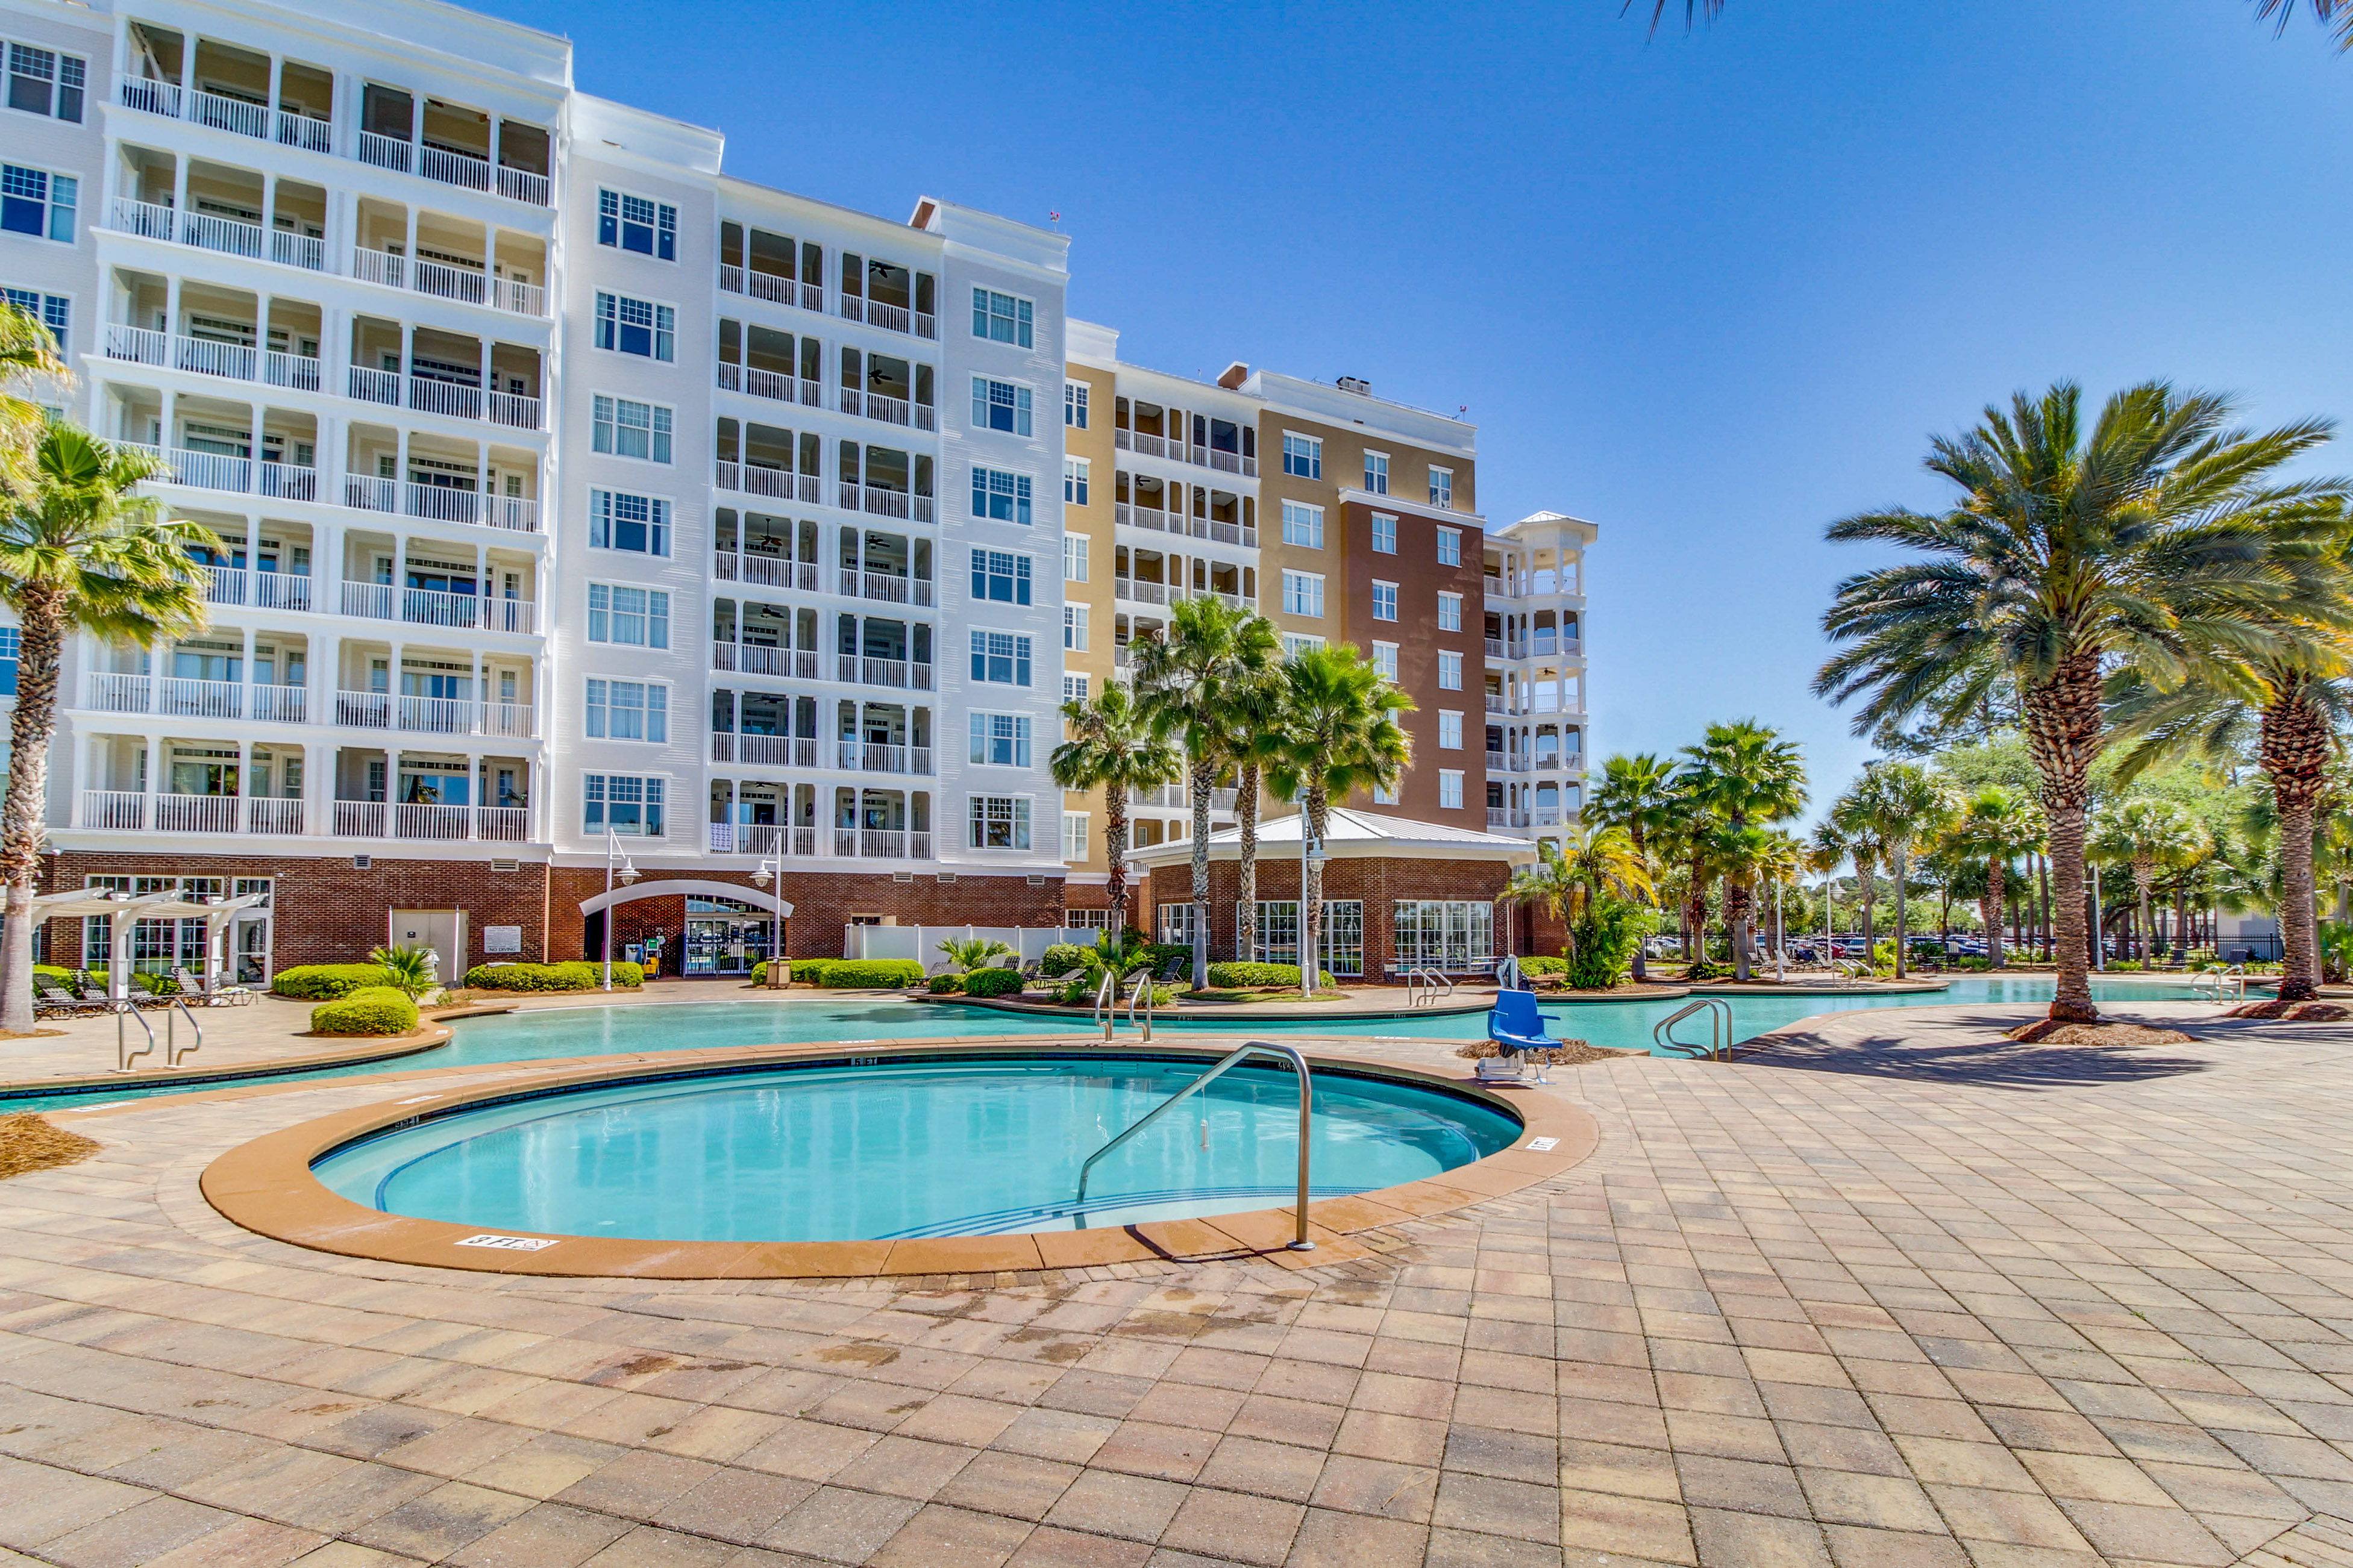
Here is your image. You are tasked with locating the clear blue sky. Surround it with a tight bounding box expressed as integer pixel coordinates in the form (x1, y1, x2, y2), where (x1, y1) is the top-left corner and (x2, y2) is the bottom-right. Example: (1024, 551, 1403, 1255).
(469, 0, 2353, 813)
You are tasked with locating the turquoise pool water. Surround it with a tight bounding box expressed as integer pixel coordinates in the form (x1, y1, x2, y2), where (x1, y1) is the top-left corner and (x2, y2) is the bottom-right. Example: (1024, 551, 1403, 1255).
(4, 974, 2208, 1114)
(312, 1055, 1524, 1240)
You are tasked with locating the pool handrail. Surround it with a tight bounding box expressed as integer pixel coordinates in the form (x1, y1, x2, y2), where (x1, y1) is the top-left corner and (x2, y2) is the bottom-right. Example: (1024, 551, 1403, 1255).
(1126, 968, 1156, 1042)
(165, 995, 204, 1067)
(1074, 1039, 1315, 1249)
(1406, 967, 1452, 1007)
(1653, 996, 1734, 1060)
(114, 999, 157, 1073)
(1092, 969, 1118, 1040)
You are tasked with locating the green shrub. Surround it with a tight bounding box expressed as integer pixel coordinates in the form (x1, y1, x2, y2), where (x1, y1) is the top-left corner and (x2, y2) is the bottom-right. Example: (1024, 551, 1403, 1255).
(928, 973, 965, 994)
(1683, 958, 1731, 982)
(1204, 961, 1337, 990)
(962, 967, 1027, 999)
(1039, 943, 1091, 978)
(1142, 942, 1192, 973)
(2107, 960, 2144, 972)
(273, 963, 395, 1001)
(462, 961, 641, 993)
(813, 959, 924, 989)
(1517, 956, 1570, 978)
(1566, 900, 1641, 990)
(310, 985, 419, 1036)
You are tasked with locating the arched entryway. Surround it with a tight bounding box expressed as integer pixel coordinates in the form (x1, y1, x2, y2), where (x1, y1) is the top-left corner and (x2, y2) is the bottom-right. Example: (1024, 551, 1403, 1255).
(578, 879, 792, 979)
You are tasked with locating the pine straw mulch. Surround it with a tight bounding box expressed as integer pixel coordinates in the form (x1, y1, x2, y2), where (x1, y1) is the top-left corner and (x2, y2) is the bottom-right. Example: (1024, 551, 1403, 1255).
(2003, 1020, 2196, 1047)
(1455, 1039, 1638, 1066)
(2220, 1000, 2353, 1022)
(0, 1114, 101, 1181)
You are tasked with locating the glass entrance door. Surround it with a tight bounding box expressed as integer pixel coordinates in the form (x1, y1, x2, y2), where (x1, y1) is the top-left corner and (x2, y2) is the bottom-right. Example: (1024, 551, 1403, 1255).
(683, 896, 775, 975)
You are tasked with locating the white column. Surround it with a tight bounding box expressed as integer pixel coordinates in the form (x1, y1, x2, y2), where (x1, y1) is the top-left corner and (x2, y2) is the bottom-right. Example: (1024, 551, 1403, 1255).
(237, 737, 252, 836)
(142, 734, 161, 829)
(386, 746, 401, 840)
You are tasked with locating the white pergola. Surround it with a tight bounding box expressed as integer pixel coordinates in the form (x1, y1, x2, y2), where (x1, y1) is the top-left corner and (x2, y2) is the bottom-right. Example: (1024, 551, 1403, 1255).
(27, 889, 271, 999)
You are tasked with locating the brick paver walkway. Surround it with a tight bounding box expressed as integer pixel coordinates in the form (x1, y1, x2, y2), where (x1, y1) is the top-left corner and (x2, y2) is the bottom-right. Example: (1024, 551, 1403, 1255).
(0, 1000, 2349, 1566)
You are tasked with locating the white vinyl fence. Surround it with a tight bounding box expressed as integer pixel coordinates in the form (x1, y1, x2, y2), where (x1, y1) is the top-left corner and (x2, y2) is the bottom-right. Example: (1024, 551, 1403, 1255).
(842, 925, 1108, 970)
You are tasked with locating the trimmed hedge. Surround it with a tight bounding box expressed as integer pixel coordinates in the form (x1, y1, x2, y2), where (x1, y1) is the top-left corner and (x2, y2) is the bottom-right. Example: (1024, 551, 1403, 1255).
(747, 957, 926, 988)
(962, 967, 1027, 999)
(310, 985, 419, 1037)
(1204, 961, 1339, 990)
(273, 964, 394, 1001)
(928, 973, 965, 994)
(1517, 956, 1569, 977)
(463, 961, 641, 993)
(1038, 943, 1091, 978)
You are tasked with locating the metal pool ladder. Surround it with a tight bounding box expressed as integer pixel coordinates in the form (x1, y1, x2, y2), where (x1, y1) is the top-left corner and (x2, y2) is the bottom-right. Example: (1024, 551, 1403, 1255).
(1654, 997, 1734, 1060)
(1073, 1040, 1317, 1249)
(1406, 967, 1452, 1007)
(166, 995, 204, 1067)
(1092, 969, 1118, 1040)
(1126, 969, 1157, 1041)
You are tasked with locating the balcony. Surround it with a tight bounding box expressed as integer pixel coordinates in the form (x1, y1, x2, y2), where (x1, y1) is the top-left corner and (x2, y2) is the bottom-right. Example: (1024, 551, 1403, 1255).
(840, 296, 935, 340)
(839, 388, 936, 433)
(719, 264, 824, 314)
(108, 198, 326, 272)
(345, 366, 541, 431)
(841, 570, 935, 608)
(79, 790, 310, 834)
(115, 77, 333, 155)
(1113, 429, 1256, 478)
(836, 655, 934, 691)
(703, 821, 932, 860)
(354, 128, 551, 207)
(1114, 578, 1168, 605)
(833, 828, 933, 860)
(712, 643, 820, 680)
(342, 475, 539, 533)
(338, 581, 538, 634)
(331, 800, 531, 840)
(121, 442, 316, 502)
(1487, 807, 1532, 829)
(715, 360, 822, 408)
(1485, 752, 1533, 774)
(105, 323, 322, 393)
(351, 246, 545, 317)
(333, 690, 536, 737)
(837, 483, 934, 523)
(1533, 807, 1564, 827)
(1111, 504, 1255, 549)
(712, 733, 820, 768)
(836, 741, 933, 776)
(200, 566, 313, 613)
(713, 552, 822, 592)
(715, 461, 822, 505)
(81, 671, 307, 723)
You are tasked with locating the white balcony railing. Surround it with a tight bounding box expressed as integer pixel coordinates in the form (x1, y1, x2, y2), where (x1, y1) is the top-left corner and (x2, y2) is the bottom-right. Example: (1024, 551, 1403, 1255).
(117, 77, 183, 117)
(713, 461, 821, 504)
(335, 801, 387, 838)
(155, 677, 242, 719)
(83, 673, 151, 713)
(80, 790, 147, 829)
(341, 475, 540, 532)
(395, 802, 471, 840)
(278, 111, 332, 153)
(476, 806, 530, 841)
(352, 247, 547, 317)
(713, 732, 821, 768)
(843, 570, 933, 607)
(248, 798, 305, 834)
(713, 552, 821, 592)
(356, 129, 551, 205)
(399, 695, 475, 733)
(251, 686, 306, 723)
(155, 793, 239, 833)
(334, 690, 392, 728)
(721, 264, 827, 313)
(712, 643, 818, 679)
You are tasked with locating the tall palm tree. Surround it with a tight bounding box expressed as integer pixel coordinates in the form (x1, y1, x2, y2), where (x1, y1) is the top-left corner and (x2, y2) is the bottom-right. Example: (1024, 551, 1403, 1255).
(1806, 817, 1852, 949)
(1816, 380, 2344, 1019)
(1266, 645, 1412, 998)
(1, 427, 211, 1032)
(1587, 752, 1681, 980)
(1131, 596, 1279, 987)
(1850, 763, 1958, 978)
(1679, 720, 1807, 980)
(1223, 657, 1288, 966)
(2093, 799, 2209, 964)
(1509, 824, 1653, 944)
(1048, 682, 1182, 937)
(1, 304, 67, 501)
(1939, 786, 2042, 968)
(1828, 789, 1888, 955)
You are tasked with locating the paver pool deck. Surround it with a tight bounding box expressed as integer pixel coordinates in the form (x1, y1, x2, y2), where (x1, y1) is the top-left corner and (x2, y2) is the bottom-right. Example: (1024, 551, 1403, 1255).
(1, 997, 2350, 1566)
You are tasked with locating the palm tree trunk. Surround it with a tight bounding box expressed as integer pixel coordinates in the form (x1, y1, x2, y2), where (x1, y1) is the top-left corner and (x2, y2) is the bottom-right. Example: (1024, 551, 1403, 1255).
(2025, 655, 2102, 1022)
(1892, 848, 1909, 978)
(2263, 689, 2330, 1002)
(1628, 827, 1649, 983)
(0, 587, 65, 1035)
(1189, 758, 1215, 990)
(1105, 802, 1132, 934)
(1985, 855, 2005, 969)
(1728, 881, 1752, 982)
(1302, 787, 1328, 998)
(2135, 861, 2156, 966)
(1235, 763, 1261, 964)
(2037, 852, 2052, 961)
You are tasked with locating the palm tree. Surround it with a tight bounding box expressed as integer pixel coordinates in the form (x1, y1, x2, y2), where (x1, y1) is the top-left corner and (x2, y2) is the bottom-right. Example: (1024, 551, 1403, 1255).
(1679, 720, 1807, 979)
(1806, 817, 1852, 950)
(1, 426, 211, 1032)
(1508, 824, 1653, 949)
(371, 945, 439, 1001)
(1816, 380, 2344, 1019)
(1223, 657, 1288, 967)
(936, 935, 1016, 974)
(2093, 799, 2209, 964)
(1849, 763, 1957, 979)
(1, 304, 67, 502)
(1048, 681, 1181, 936)
(1828, 790, 1888, 955)
(1267, 645, 1412, 998)
(1939, 787, 2042, 968)
(1587, 752, 1681, 980)
(1132, 596, 1279, 988)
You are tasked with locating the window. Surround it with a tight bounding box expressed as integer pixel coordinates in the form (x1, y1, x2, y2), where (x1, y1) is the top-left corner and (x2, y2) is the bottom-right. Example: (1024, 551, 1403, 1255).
(1437, 526, 1461, 566)
(1281, 501, 1324, 549)
(971, 629, 1032, 686)
(1393, 900, 1494, 966)
(1064, 381, 1089, 428)
(587, 584, 669, 648)
(1063, 673, 1089, 702)
(1372, 781, 1396, 804)
(1432, 471, 1456, 511)
(1282, 433, 1321, 479)
(1282, 570, 1324, 619)
(1363, 451, 1390, 495)
(0, 626, 16, 696)
(1438, 710, 1463, 749)
(585, 774, 665, 837)
(593, 292, 675, 360)
(1063, 534, 1089, 583)
(1063, 457, 1089, 506)
(1062, 810, 1089, 862)
(1437, 592, 1462, 632)
(8, 45, 84, 122)
(592, 395, 673, 463)
(2, 287, 66, 341)
(597, 189, 677, 260)
(1370, 513, 1397, 554)
(1370, 641, 1398, 681)
(969, 795, 1032, 850)
(970, 548, 1033, 605)
(1, 165, 74, 242)
(586, 680, 667, 742)
(973, 287, 1034, 347)
(1064, 603, 1089, 651)
(971, 465, 1033, 525)
(970, 713, 1032, 767)
(1438, 770, 1464, 810)
(972, 376, 1035, 436)
(1369, 582, 1398, 622)
(1438, 651, 1463, 690)
(1282, 633, 1325, 660)
(589, 490, 671, 555)
(1158, 903, 1198, 945)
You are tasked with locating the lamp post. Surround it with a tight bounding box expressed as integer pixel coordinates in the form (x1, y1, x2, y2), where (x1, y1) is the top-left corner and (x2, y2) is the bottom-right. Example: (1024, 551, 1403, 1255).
(1774, 874, 1785, 983)
(602, 828, 638, 991)
(751, 859, 782, 987)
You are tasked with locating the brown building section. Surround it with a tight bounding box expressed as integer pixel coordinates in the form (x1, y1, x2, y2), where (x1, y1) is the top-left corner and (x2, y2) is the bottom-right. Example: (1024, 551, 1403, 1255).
(1336, 498, 1487, 824)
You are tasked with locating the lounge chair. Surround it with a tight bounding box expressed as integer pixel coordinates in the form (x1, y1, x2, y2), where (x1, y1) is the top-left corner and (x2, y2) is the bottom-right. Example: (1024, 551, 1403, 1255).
(1482, 992, 1562, 1084)
(175, 967, 255, 1007)
(33, 981, 101, 1018)
(125, 973, 178, 1008)
(1157, 954, 1189, 984)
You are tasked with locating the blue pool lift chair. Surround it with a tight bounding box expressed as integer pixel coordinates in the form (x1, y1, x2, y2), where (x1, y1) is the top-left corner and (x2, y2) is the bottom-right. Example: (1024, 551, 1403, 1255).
(1484, 990, 1560, 1084)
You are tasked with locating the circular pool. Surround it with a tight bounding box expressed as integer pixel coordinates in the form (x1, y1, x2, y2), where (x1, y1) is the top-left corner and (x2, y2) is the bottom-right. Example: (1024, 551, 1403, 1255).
(310, 1052, 1523, 1242)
